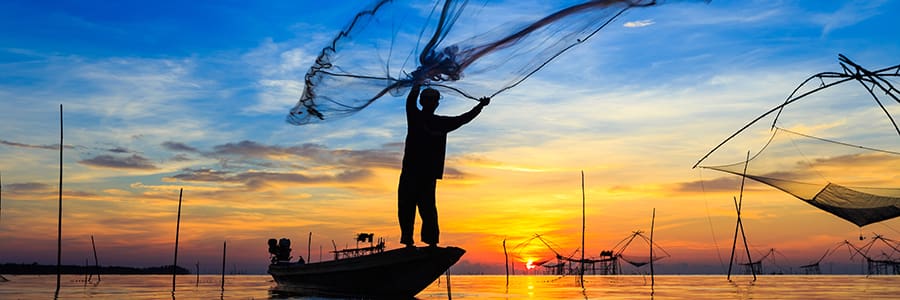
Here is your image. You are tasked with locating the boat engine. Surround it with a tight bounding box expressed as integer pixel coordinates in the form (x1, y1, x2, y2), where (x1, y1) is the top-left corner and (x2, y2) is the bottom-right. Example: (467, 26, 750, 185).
(267, 238, 293, 263)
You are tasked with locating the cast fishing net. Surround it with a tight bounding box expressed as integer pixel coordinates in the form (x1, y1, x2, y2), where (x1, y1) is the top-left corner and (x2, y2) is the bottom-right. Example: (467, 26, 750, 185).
(286, 0, 700, 125)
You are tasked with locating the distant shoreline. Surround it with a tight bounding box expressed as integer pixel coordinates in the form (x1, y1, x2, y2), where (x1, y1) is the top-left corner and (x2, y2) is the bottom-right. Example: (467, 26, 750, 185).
(0, 263, 190, 275)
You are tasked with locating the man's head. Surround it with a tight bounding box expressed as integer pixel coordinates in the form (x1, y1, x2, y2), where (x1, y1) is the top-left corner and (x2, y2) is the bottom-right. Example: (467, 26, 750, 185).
(420, 88, 440, 113)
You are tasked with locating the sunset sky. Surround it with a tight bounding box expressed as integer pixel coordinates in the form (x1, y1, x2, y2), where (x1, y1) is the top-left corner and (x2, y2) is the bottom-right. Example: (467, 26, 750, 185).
(1, 0, 899, 275)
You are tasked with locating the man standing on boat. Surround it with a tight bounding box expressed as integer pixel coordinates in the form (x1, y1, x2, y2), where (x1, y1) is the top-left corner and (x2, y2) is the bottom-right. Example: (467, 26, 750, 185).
(399, 73, 489, 248)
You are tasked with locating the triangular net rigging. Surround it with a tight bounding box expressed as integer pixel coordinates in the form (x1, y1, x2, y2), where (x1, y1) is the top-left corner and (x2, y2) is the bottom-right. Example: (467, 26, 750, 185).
(613, 230, 671, 268)
(703, 127, 900, 227)
(286, 0, 701, 125)
(695, 55, 900, 228)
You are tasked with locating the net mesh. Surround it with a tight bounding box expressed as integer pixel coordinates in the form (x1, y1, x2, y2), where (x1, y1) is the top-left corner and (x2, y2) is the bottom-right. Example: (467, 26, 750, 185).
(286, 0, 700, 125)
(702, 127, 900, 227)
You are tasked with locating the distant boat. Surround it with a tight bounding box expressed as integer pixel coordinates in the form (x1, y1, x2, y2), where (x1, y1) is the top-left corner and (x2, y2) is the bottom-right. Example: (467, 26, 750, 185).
(268, 245, 464, 298)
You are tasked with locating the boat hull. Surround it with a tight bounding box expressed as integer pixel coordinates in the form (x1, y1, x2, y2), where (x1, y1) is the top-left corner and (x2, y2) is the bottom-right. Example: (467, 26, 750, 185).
(268, 246, 465, 298)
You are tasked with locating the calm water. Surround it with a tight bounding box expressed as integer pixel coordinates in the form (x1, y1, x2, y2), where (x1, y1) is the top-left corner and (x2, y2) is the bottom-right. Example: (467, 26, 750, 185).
(1, 274, 898, 299)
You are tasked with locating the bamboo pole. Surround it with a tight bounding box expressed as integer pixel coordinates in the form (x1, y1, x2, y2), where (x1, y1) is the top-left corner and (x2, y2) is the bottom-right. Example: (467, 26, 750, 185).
(726, 151, 755, 281)
(738, 204, 756, 281)
(91, 235, 100, 282)
(580, 171, 586, 285)
(172, 188, 183, 294)
(195, 261, 200, 287)
(726, 196, 739, 281)
(445, 267, 452, 300)
(737, 152, 756, 281)
(503, 239, 509, 287)
(1, 170, 3, 229)
(307, 232, 312, 263)
(56, 104, 63, 295)
(221, 241, 226, 291)
(0, 171, 4, 282)
(650, 208, 656, 294)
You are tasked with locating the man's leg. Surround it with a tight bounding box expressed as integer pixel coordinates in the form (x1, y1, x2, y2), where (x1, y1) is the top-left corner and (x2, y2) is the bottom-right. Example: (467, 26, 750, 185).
(419, 179, 439, 246)
(398, 174, 416, 247)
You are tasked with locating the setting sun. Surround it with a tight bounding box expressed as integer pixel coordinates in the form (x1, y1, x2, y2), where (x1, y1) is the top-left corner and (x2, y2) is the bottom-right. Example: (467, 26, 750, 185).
(525, 258, 536, 270)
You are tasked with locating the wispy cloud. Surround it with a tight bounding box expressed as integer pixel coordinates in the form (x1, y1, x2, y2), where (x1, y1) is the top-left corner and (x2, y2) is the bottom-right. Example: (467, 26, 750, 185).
(624, 19, 654, 28)
(812, 0, 888, 36)
(79, 154, 159, 170)
(241, 39, 314, 115)
(168, 153, 193, 162)
(671, 176, 741, 193)
(167, 168, 373, 190)
(161, 141, 198, 153)
(5, 182, 53, 192)
(0, 139, 74, 150)
(106, 146, 133, 154)
(206, 140, 401, 169)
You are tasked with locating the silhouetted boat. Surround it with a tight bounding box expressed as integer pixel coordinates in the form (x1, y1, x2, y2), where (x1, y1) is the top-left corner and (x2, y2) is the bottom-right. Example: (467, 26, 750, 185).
(268, 246, 465, 298)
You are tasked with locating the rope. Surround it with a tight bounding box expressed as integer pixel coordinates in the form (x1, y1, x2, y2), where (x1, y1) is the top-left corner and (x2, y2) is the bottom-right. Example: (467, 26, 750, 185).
(776, 126, 900, 156)
(781, 127, 829, 183)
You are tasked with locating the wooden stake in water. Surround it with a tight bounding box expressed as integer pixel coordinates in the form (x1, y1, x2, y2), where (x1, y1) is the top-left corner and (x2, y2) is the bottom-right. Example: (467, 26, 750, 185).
(580, 171, 586, 286)
(445, 268, 452, 300)
(56, 104, 64, 295)
(0, 171, 4, 282)
(307, 232, 312, 263)
(195, 261, 200, 287)
(650, 208, 656, 294)
(221, 240, 227, 292)
(172, 188, 183, 294)
(503, 239, 509, 287)
(91, 235, 101, 282)
(1, 170, 4, 229)
(726, 151, 756, 281)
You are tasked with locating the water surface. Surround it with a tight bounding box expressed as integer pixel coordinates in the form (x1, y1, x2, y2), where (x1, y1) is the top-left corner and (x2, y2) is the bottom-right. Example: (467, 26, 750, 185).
(1, 274, 898, 299)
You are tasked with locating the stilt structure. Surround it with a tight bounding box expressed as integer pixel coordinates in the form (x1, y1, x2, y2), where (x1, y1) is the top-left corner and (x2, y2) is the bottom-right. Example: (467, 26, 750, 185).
(847, 235, 900, 275)
(611, 230, 670, 273)
(801, 236, 900, 275)
(739, 248, 788, 275)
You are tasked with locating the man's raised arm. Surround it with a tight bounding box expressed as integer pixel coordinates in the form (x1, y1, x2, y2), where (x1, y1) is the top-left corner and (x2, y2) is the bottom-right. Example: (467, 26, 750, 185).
(407, 83, 421, 116)
(441, 96, 490, 132)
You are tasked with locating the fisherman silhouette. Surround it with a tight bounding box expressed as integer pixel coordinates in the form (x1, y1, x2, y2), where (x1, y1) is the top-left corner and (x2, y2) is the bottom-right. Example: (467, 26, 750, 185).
(399, 75, 489, 248)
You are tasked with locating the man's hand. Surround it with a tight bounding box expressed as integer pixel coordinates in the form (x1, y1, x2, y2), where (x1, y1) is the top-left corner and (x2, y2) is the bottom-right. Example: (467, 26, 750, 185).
(410, 66, 433, 84)
(478, 97, 491, 107)
(410, 69, 424, 82)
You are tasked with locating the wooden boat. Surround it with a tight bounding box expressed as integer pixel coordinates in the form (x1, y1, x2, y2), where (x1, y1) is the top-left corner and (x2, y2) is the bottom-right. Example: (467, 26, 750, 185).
(268, 245, 465, 298)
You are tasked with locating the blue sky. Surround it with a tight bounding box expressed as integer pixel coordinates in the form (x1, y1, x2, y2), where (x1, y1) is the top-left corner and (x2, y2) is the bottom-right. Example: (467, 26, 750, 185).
(1, 0, 899, 274)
